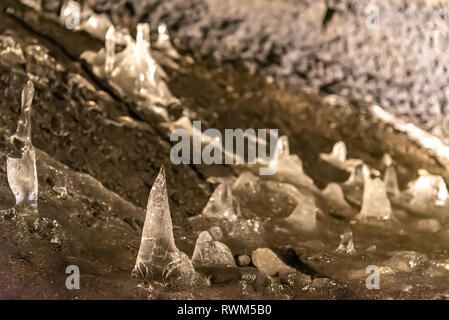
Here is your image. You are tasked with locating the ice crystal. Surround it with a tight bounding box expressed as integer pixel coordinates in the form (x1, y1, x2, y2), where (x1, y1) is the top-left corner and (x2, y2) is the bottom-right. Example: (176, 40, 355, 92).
(7, 81, 38, 215)
(191, 231, 236, 268)
(133, 166, 197, 284)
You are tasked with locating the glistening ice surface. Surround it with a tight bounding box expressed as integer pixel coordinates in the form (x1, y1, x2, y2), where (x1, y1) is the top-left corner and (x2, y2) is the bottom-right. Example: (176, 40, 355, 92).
(0, 0, 449, 300)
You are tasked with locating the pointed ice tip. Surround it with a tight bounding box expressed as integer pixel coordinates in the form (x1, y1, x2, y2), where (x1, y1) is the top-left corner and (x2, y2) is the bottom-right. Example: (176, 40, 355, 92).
(157, 165, 166, 180)
(22, 80, 34, 107)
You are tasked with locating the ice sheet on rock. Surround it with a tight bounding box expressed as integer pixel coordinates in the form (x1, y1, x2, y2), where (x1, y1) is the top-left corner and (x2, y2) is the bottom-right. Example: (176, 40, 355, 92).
(81, 23, 177, 106)
(7, 81, 38, 215)
(320, 141, 362, 172)
(191, 231, 236, 268)
(322, 183, 354, 218)
(134, 166, 197, 284)
(357, 177, 392, 221)
(285, 189, 317, 231)
(335, 229, 356, 255)
(384, 166, 400, 197)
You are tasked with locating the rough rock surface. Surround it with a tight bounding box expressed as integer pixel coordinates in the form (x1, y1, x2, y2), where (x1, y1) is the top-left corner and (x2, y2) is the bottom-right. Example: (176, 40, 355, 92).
(75, 0, 449, 140)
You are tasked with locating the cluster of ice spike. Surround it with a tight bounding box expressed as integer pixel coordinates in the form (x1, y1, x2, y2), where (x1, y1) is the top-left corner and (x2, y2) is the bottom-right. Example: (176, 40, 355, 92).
(81, 22, 177, 106)
(134, 166, 240, 286)
(321, 140, 449, 226)
(6, 81, 38, 216)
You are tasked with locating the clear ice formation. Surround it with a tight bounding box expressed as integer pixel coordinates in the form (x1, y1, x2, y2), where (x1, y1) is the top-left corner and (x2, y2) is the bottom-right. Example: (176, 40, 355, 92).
(155, 24, 181, 59)
(285, 189, 317, 231)
(357, 177, 392, 221)
(344, 163, 370, 187)
(191, 231, 236, 268)
(406, 170, 448, 207)
(320, 141, 363, 172)
(7, 81, 38, 214)
(322, 183, 354, 218)
(81, 23, 177, 106)
(133, 166, 197, 284)
(335, 229, 356, 255)
(384, 166, 400, 197)
(267, 135, 317, 192)
(195, 179, 265, 249)
(232, 171, 316, 218)
(201, 181, 240, 221)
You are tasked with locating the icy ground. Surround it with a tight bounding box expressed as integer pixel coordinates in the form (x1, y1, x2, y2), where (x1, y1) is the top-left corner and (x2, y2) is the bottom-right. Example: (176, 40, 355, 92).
(0, 0, 449, 299)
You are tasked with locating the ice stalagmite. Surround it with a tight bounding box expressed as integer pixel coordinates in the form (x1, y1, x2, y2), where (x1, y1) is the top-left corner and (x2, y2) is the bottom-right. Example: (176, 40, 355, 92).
(344, 163, 370, 187)
(7, 81, 38, 214)
(384, 166, 400, 197)
(156, 24, 181, 59)
(193, 178, 266, 250)
(320, 141, 362, 172)
(133, 166, 197, 284)
(335, 229, 356, 255)
(406, 170, 448, 207)
(191, 231, 236, 268)
(270, 135, 317, 192)
(104, 26, 115, 74)
(285, 190, 317, 231)
(322, 183, 354, 218)
(201, 181, 240, 221)
(357, 177, 392, 221)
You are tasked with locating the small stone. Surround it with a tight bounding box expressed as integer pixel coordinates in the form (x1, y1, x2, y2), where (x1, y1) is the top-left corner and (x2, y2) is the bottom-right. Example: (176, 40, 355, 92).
(237, 255, 251, 267)
(251, 248, 295, 277)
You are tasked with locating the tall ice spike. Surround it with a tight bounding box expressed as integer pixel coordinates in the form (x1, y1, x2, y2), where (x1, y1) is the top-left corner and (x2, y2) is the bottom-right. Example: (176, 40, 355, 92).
(133, 166, 197, 285)
(7, 80, 38, 214)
